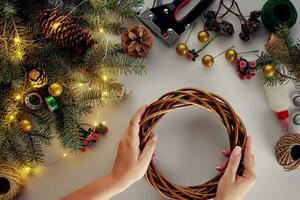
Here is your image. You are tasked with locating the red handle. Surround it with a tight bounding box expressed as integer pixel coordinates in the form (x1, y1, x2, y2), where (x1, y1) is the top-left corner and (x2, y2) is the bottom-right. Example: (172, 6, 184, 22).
(174, 0, 190, 21)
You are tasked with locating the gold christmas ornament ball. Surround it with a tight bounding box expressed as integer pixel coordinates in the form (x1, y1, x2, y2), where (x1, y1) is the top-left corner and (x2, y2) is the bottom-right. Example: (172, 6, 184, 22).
(48, 83, 63, 97)
(225, 49, 238, 62)
(197, 30, 210, 43)
(263, 64, 276, 78)
(176, 43, 188, 56)
(19, 119, 32, 132)
(201, 55, 214, 67)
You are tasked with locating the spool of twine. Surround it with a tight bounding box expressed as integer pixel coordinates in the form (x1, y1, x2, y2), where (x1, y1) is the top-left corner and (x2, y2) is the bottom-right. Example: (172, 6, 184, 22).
(139, 88, 247, 200)
(274, 133, 300, 171)
(261, 0, 298, 32)
(0, 164, 24, 200)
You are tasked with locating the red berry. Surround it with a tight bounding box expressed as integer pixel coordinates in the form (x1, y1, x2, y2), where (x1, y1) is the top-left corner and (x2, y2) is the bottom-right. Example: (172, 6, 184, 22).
(239, 74, 245, 80)
(82, 139, 89, 145)
(103, 127, 108, 134)
(246, 74, 252, 80)
(87, 134, 93, 141)
(235, 58, 241, 65)
(239, 60, 247, 68)
(80, 147, 86, 152)
(249, 69, 256, 74)
(186, 53, 193, 60)
(249, 61, 256, 68)
(92, 133, 99, 141)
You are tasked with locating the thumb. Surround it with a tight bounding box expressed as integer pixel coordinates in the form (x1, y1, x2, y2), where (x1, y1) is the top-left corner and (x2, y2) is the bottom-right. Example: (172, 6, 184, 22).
(224, 146, 242, 181)
(139, 135, 157, 165)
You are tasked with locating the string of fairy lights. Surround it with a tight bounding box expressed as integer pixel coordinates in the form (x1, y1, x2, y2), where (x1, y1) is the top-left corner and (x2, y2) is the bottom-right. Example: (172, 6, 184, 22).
(2, 0, 110, 175)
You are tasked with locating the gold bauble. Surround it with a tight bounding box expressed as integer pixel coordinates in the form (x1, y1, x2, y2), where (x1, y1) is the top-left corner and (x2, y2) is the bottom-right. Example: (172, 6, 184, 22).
(225, 49, 238, 62)
(176, 43, 188, 56)
(48, 83, 63, 97)
(197, 30, 210, 43)
(201, 55, 214, 67)
(19, 119, 32, 132)
(263, 64, 276, 78)
(28, 68, 48, 88)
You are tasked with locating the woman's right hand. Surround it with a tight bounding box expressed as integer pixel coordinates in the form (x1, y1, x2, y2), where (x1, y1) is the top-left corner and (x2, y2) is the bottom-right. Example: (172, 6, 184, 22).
(215, 136, 256, 200)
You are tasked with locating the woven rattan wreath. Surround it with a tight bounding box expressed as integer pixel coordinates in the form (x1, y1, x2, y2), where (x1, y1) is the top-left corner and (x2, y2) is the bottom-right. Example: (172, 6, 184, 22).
(139, 88, 247, 200)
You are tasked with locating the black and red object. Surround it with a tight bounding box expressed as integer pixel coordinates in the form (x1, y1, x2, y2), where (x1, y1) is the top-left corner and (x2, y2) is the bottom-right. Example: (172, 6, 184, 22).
(138, 0, 214, 46)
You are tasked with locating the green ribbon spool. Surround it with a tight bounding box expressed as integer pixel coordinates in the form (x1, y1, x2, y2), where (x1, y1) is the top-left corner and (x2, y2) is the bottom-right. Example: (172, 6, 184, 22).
(262, 0, 298, 32)
(45, 96, 59, 112)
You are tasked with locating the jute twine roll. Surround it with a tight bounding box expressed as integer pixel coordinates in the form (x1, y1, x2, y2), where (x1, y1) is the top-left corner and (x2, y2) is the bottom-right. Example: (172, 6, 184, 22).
(139, 88, 247, 200)
(0, 164, 24, 200)
(275, 133, 300, 171)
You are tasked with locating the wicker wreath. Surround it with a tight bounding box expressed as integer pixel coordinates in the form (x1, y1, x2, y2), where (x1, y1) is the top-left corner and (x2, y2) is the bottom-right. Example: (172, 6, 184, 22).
(139, 88, 247, 200)
(274, 133, 300, 171)
(0, 164, 24, 200)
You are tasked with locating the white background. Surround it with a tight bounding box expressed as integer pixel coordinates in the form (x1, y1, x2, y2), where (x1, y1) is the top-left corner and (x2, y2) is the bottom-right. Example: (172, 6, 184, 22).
(20, 0, 300, 200)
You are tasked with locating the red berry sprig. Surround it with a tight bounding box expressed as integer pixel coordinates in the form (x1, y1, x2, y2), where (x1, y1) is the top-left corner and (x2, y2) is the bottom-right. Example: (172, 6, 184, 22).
(235, 57, 257, 80)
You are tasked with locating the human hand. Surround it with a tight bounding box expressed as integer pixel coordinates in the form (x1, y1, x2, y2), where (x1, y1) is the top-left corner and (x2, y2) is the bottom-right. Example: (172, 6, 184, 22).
(110, 105, 157, 191)
(215, 136, 256, 200)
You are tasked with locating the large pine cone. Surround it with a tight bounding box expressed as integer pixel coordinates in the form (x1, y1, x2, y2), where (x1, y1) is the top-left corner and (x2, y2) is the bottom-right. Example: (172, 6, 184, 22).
(38, 7, 97, 56)
(121, 24, 153, 57)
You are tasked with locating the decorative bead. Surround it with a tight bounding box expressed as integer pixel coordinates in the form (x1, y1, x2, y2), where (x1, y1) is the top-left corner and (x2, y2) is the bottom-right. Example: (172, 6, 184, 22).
(197, 31, 210, 43)
(263, 64, 276, 78)
(201, 55, 214, 67)
(225, 49, 238, 62)
(176, 43, 188, 56)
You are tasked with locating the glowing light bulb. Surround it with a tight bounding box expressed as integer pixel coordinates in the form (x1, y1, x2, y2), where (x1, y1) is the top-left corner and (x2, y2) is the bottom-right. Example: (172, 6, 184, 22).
(89, 87, 92, 90)
(102, 75, 107, 81)
(103, 91, 108, 96)
(52, 22, 61, 30)
(15, 94, 22, 101)
(24, 166, 31, 174)
(15, 49, 24, 59)
(102, 121, 106, 125)
(94, 121, 97, 126)
(9, 114, 16, 121)
(78, 83, 83, 87)
(14, 36, 21, 44)
(99, 27, 104, 34)
(63, 153, 67, 157)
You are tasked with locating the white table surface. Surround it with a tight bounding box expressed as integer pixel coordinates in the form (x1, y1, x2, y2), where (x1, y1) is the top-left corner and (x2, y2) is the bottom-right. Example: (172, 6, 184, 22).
(20, 0, 300, 200)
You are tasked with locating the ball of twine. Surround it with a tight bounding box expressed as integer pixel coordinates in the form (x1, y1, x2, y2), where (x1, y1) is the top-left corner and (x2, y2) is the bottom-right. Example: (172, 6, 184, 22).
(139, 88, 247, 200)
(275, 133, 300, 171)
(261, 0, 297, 32)
(0, 164, 24, 200)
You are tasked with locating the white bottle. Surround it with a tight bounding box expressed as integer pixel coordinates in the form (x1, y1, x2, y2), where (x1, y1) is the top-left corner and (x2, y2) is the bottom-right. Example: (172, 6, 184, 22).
(264, 85, 290, 131)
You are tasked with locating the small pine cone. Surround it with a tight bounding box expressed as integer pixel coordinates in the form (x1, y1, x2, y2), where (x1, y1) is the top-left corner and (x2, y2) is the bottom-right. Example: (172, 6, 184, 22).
(265, 33, 289, 58)
(38, 7, 97, 56)
(121, 24, 153, 57)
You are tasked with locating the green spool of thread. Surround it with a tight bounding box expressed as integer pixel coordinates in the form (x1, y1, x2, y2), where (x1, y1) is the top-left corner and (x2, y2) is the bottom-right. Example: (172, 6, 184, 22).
(262, 0, 298, 32)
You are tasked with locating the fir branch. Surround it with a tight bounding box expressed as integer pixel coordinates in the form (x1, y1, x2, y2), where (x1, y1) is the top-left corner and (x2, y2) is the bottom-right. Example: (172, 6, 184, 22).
(103, 55, 147, 76)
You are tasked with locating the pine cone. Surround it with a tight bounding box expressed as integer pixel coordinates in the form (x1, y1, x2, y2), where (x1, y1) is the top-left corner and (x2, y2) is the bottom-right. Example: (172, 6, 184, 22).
(121, 24, 153, 57)
(265, 33, 289, 58)
(38, 8, 97, 56)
